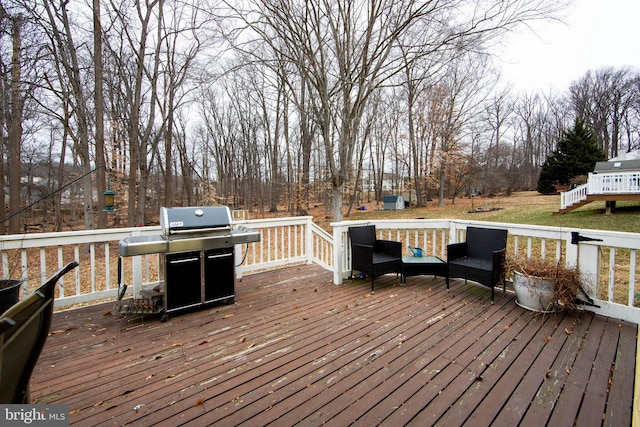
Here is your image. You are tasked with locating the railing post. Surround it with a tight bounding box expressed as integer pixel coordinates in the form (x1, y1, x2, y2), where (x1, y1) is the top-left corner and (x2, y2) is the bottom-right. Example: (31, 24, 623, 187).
(306, 218, 313, 265)
(569, 230, 601, 296)
(333, 225, 344, 285)
(129, 230, 143, 297)
(449, 222, 460, 245)
(565, 231, 579, 267)
(132, 255, 142, 297)
(234, 244, 243, 280)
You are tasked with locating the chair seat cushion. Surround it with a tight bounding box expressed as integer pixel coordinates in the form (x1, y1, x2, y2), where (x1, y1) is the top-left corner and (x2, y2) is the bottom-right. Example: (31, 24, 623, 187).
(449, 257, 492, 272)
(372, 252, 400, 265)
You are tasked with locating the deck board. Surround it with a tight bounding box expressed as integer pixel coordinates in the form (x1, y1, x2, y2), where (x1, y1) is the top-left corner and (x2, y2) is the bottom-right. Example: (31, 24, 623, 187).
(603, 321, 637, 426)
(30, 264, 636, 426)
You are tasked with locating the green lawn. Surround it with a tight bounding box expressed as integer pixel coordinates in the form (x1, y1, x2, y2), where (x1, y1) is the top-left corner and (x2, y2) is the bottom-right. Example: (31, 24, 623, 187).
(348, 191, 640, 233)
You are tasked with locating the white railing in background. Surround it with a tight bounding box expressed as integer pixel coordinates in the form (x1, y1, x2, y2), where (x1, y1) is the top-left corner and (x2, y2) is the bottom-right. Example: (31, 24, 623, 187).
(588, 171, 640, 194)
(332, 219, 640, 324)
(1, 217, 638, 323)
(560, 171, 640, 209)
(560, 184, 588, 210)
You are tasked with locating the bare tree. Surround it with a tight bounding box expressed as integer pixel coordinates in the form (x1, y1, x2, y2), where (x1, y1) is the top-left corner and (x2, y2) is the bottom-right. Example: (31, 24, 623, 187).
(93, 0, 106, 228)
(104, 0, 163, 226)
(569, 67, 640, 158)
(156, 0, 205, 208)
(0, 4, 26, 234)
(513, 92, 543, 188)
(226, 0, 565, 221)
(40, 0, 98, 231)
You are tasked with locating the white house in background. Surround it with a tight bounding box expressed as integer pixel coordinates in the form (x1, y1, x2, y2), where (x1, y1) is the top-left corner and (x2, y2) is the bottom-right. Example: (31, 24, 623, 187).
(557, 150, 640, 214)
(363, 173, 400, 193)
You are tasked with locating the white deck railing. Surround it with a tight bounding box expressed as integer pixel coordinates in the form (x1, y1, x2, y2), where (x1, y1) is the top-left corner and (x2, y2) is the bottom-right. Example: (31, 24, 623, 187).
(1, 217, 638, 323)
(588, 171, 640, 194)
(560, 184, 589, 210)
(332, 219, 640, 324)
(561, 171, 640, 209)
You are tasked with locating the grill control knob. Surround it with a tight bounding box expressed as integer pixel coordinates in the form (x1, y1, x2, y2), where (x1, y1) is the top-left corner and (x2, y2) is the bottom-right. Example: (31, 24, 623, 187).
(195, 209, 204, 217)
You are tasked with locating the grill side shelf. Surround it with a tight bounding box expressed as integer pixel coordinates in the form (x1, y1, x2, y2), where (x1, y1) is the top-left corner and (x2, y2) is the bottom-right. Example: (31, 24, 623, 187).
(118, 235, 169, 257)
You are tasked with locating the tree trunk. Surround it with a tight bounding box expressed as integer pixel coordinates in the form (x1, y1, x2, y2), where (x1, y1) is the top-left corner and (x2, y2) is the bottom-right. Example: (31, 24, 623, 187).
(94, 0, 106, 228)
(7, 14, 23, 234)
(332, 186, 343, 222)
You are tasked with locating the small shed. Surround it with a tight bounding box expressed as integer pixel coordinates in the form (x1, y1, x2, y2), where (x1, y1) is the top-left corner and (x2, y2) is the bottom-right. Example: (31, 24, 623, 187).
(383, 195, 404, 210)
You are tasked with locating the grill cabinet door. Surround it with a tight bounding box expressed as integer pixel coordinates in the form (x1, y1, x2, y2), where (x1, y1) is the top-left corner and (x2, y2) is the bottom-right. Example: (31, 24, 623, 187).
(165, 251, 202, 311)
(204, 248, 234, 303)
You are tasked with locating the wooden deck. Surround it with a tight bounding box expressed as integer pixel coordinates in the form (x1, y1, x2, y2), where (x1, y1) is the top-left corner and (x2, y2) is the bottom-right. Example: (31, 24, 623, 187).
(31, 264, 637, 426)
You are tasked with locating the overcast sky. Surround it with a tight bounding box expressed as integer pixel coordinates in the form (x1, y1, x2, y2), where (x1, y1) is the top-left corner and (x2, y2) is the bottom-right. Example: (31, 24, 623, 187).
(498, 0, 640, 93)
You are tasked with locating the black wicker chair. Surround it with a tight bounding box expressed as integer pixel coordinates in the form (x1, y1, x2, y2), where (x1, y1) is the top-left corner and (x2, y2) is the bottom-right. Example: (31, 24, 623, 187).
(447, 227, 507, 302)
(0, 261, 78, 403)
(349, 225, 402, 293)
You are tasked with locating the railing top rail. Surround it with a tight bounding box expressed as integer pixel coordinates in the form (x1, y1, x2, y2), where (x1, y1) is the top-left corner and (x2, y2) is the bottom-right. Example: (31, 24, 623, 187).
(331, 218, 640, 248)
(331, 218, 453, 229)
(0, 217, 316, 250)
(310, 222, 333, 240)
(232, 216, 313, 226)
(589, 170, 640, 176)
(0, 226, 162, 249)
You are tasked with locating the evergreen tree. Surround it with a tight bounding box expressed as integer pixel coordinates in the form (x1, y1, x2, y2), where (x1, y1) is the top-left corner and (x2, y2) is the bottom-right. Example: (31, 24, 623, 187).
(537, 118, 607, 194)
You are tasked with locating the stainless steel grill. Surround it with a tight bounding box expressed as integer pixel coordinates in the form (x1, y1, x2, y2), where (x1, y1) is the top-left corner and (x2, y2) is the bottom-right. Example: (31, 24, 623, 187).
(119, 206, 259, 257)
(117, 206, 260, 320)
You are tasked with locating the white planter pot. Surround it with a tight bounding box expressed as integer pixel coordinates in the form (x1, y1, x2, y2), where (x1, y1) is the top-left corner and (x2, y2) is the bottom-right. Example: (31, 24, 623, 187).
(513, 271, 556, 313)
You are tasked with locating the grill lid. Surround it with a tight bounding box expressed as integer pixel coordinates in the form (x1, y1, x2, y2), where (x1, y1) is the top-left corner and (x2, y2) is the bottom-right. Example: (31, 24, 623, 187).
(161, 206, 231, 236)
(119, 205, 260, 257)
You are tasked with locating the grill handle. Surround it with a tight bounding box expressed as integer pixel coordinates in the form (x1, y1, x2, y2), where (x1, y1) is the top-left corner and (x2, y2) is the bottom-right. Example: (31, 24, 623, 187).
(168, 226, 231, 235)
(207, 253, 233, 260)
(168, 257, 200, 264)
